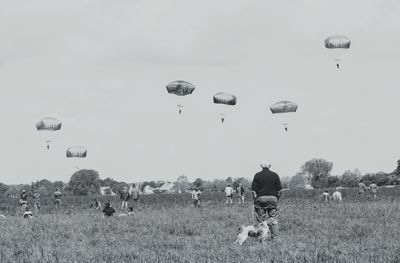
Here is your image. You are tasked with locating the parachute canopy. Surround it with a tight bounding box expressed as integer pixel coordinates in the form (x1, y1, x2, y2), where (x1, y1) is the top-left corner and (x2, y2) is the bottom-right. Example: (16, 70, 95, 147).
(166, 80, 195, 96)
(66, 146, 87, 158)
(36, 117, 62, 131)
(324, 35, 351, 49)
(213, 92, 237, 105)
(270, 101, 298, 114)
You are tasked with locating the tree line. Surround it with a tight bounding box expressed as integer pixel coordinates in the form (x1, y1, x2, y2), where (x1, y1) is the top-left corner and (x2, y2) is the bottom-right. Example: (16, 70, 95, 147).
(0, 159, 399, 198)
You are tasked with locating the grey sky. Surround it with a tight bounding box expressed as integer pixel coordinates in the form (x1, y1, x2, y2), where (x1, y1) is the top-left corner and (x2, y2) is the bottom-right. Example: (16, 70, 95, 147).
(0, 0, 399, 184)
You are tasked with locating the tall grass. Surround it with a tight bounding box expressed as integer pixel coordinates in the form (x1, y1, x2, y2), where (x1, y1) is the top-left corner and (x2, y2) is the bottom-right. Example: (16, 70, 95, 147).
(1, 188, 400, 262)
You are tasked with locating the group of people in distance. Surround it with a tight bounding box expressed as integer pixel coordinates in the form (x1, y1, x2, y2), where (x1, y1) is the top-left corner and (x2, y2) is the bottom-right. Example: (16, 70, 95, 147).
(101, 186, 139, 217)
(225, 183, 246, 204)
(358, 181, 379, 198)
(18, 188, 63, 219)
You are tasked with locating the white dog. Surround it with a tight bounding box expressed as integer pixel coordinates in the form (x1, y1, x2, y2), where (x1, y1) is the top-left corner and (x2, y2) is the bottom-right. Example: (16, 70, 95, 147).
(234, 221, 270, 245)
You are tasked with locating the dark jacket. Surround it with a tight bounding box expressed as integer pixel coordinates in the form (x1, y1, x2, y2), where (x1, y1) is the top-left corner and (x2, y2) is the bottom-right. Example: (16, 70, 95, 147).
(103, 206, 115, 217)
(252, 168, 282, 197)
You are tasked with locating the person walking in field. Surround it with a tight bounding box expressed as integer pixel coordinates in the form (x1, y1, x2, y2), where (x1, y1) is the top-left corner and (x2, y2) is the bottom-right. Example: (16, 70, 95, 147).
(225, 184, 234, 204)
(33, 190, 40, 212)
(19, 190, 28, 212)
(90, 198, 102, 210)
(369, 181, 378, 199)
(252, 162, 283, 240)
(358, 181, 367, 195)
(237, 183, 245, 203)
(191, 187, 201, 208)
(103, 203, 116, 217)
(54, 188, 63, 207)
(120, 186, 130, 210)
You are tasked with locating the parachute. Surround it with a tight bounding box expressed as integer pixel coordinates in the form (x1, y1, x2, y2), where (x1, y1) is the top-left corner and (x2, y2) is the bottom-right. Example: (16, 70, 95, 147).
(166, 80, 195, 114)
(324, 35, 351, 49)
(213, 92, 237, 123)
(36, 117, 62, 131)
(166, 80, 195, 96)
(213, 92, 237, 105)
(270, 101, 298, 131)
(66, 146, 87, 158)
(270, 101, 298, 114)
(324, 35, 351, 69)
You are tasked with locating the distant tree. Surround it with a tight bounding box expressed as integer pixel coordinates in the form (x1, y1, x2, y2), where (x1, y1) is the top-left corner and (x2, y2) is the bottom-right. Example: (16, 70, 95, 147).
(141, 181, 157, 192)
(341, 169, 361, 187)
(193, 178, 203, 189)
(112, 182, 129, 194)
(104, 187, 113, 195)
(327, 175, 339, 187)
(361, 172, 390, 186)
(68, 169, 101, 196)
(53, 181, 65, 190)
(156, 180, 165, 188)
(300, 158, 333, 188)
(225, 177, 233, 184)
(0, 183, 9, 198)
(211, 179, 227, 192)
(176, 175, 189, 193)
(289, 173, 307, 189)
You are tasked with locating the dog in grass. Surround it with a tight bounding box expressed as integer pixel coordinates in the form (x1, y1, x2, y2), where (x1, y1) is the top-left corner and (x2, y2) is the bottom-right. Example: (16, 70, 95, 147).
(234, 221, 270, 245)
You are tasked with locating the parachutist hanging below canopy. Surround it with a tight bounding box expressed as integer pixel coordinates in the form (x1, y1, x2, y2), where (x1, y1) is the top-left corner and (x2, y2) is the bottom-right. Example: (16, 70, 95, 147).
(213, 92, 237, 123)
(166, 80, 195, 114)
(325, 35, 351, 69)
(270, 101, 298, 132)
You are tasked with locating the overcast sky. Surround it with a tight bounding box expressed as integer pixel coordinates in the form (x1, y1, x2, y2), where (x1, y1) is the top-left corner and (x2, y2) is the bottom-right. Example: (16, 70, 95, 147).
(0, 0, 399, 184)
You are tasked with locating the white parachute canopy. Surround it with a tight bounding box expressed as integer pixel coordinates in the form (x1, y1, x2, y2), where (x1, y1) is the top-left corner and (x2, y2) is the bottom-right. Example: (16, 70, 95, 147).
(66, 146, 87, 158)
(36, 117, 62, 131)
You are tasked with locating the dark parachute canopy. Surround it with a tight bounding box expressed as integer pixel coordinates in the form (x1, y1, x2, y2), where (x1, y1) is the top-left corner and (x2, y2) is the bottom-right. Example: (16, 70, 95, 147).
(324, 35, 351, 49)
(66, 146, 87, 158)
(36, 117, 62, 131)
(166, 80, 195, 96)
(270, 101, 298, 114)
(213, 92, 237, 105)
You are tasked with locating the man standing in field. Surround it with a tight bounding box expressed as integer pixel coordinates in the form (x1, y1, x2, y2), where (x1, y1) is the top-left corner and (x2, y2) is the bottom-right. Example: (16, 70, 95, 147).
(237, 183, 245, 204)
(33, 189, 40, 212)
(191, 187, 201, 208)
(130, 185, 140, 206)
(120, 186, 130, 210)
(252, 162, 282, 240)
(54, 188, 63, 207)
(369, 181, 378, 199)
(225, 184, 234, 204)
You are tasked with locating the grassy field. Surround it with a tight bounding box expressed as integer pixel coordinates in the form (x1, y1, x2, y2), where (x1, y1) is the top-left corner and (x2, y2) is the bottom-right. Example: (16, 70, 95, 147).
(1, 189, 400, 262)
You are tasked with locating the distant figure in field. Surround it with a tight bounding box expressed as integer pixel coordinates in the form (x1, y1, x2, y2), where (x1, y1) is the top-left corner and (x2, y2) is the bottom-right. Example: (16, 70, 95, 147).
(237, 183, 245, 204)
(252, 162, 283, 240)
(20, 190, 28, 212)
(358, 181, 367, 195)
(336, 63, 340, 69)
(23, 206, 33, 219)
(90, 198, 102, 210)
(320, 191, 330, 202)
(191, 187, 201, 208)
(54, 188, 63, 207)
(331, 190, 342, 203)
(369, 182, 378, 199)
(33, 190, 40, 212)
(120, 187, 130, 210)
(130, 186, 140, 205)
(225, 184, 234, 204)
(103, 203, 116, 217)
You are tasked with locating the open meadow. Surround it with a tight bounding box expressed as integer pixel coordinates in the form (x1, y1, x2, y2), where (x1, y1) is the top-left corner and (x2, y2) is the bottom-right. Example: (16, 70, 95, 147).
(1, 188, 400, 263)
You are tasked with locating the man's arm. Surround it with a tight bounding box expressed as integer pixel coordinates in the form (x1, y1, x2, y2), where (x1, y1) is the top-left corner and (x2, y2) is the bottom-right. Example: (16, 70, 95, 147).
(251, 175, 258, 199)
